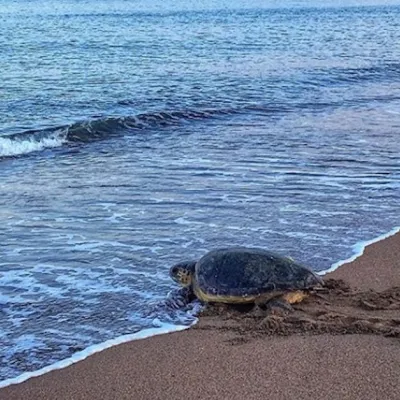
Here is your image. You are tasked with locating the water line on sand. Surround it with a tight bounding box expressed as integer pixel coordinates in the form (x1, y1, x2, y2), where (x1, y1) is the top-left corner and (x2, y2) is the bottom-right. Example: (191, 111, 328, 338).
(0, 323, 191, 389)
(319, 226, 400, 275)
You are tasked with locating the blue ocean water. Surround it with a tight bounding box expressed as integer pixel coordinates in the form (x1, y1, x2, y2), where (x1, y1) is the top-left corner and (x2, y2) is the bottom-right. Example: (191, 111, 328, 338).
(1, 0, 400, 381)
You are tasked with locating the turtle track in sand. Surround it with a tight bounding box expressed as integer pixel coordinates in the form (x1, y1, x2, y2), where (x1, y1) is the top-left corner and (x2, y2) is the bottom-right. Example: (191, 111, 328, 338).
(195, 279, 400, 343)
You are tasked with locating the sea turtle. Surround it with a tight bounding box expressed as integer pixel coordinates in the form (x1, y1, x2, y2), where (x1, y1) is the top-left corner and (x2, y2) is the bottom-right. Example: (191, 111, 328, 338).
(169, 247, 323, 310)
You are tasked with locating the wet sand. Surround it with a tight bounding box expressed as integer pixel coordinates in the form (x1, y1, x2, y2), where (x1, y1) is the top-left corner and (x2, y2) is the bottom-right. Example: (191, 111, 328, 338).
(1, 232, 400, 400)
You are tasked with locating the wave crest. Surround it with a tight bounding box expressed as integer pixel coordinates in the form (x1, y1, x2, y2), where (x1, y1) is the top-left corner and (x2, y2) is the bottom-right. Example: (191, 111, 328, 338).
(0, 108, 237, 158)
(0, 130, 67, 158)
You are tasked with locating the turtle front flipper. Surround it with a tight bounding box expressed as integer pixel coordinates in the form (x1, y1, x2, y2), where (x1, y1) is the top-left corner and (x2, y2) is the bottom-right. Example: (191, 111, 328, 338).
(165, 287, 195, 309)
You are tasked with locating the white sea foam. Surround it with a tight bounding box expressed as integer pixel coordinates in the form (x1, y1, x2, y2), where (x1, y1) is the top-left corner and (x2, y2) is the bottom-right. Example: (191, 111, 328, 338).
(319, 226, 400, 275)
(0, 322, 191, 389)
(0, 132, 66, 157)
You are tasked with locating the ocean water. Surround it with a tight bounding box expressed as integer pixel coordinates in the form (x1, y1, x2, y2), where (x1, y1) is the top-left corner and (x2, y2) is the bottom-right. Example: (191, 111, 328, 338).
(1, 0, 400, 382)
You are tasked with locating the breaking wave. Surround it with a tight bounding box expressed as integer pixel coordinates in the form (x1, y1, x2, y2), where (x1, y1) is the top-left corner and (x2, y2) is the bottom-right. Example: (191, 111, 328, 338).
(2, 71, 400, 159)
(0, 102, 341, 158)
(0, 108, 241, 158)
(0, 130, 67, 158)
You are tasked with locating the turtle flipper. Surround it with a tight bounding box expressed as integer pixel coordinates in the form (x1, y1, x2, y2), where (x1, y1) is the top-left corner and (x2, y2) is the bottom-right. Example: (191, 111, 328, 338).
(166, 287, 195, 309)
(256, 290, 306, 314)
(265, 298, 294, 315)
(255, 293, 292, 315)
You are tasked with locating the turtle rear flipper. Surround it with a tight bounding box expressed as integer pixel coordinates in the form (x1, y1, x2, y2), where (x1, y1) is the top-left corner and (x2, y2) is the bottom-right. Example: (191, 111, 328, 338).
(256, 290, 308, 315)
(282, 290, 308, 304)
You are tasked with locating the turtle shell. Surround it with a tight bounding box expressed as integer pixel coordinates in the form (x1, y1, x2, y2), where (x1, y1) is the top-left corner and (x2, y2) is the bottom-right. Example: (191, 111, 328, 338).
(194, 247, 322, 300)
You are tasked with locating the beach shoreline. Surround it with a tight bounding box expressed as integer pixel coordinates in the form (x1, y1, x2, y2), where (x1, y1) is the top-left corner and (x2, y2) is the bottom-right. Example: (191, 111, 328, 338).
(1, 230, 400, 400)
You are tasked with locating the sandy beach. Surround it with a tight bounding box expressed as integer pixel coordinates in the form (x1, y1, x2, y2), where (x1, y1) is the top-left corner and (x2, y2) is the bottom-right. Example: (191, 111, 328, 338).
(1, 232, 400, 400)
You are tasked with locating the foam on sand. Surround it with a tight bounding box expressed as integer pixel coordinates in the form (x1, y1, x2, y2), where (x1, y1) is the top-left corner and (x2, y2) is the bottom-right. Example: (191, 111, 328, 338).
(0, 322, 191, 389)
(319, 226, 400, 275)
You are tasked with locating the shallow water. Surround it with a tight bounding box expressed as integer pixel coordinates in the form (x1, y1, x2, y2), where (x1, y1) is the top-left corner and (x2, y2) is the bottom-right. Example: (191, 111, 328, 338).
(1, 0, 400, 381)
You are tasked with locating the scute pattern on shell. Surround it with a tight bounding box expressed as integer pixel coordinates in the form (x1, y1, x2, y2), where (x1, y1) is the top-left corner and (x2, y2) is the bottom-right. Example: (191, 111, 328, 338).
(195, 247, 322, 298)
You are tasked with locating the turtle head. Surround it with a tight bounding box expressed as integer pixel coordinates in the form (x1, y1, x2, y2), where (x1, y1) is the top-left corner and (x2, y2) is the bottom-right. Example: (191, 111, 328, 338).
(169, 261, 196, 288)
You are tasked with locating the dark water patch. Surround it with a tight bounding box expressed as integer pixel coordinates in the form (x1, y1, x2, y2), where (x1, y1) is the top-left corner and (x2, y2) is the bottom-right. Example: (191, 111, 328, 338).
(304, 63, 400, 88)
